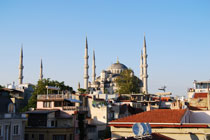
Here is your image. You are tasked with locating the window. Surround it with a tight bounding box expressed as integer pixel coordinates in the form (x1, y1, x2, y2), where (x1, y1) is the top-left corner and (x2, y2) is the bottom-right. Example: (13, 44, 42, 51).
(43, 102, 51, 108)
(54, 101, 62, 107)
(0, 125, 2, 136)
(69, 134, 73, 140)
(13, 125, 19, 135)
(51, 120, 55, 127)
(39, 134, 44, 140)
(53, 135, 66, 140)
(88, 127, 96, 133)
(75, 128, 80, 134)
(25, 134, 29, 140)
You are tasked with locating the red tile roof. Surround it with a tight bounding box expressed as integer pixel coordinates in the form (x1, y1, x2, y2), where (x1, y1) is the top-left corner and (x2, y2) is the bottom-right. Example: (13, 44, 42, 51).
(110, 109, 187, 123)
(109, 124, 208, 128)
(194, 93, 207, 98)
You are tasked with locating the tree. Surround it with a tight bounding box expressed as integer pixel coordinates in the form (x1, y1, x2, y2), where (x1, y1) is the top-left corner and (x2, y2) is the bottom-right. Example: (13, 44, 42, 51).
(23, 78, 74, 111)
(0, 85, 4, 89)
(78, 88, 86, 94)
(115, 69, 141, 94)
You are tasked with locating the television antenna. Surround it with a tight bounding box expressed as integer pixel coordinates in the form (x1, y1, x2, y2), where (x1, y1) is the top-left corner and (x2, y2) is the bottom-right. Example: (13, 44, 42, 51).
(158, 85, 167, 92)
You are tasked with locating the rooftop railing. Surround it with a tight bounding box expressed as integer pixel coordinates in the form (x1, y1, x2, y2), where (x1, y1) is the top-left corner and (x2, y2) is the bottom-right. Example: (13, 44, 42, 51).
(37, 94, 72, 100)
(62, 106, 88, 111)
(0, 113, 27, 119)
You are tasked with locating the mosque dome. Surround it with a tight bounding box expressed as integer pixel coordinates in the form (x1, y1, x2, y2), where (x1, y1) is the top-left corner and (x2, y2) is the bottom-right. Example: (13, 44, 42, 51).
(109, 63, 128, 70)
(107, 59, 128, 74)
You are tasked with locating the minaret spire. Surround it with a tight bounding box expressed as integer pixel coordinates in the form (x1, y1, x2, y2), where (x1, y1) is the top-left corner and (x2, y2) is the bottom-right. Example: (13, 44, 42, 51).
(84, 37, 89, 89)
(140, 48, 144, 93)
(40, 59, 43, 80)
(19, 45, 24, 84)
(78, 82, 80, 90)
(142, 33, 148, 94)
(92, 50, 96, 83)
(140, 49, 143, 81)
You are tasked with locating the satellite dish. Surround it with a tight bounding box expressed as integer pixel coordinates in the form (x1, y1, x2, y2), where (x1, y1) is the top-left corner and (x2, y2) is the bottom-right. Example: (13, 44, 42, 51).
(133, 123, 152, 137)
(132, 123, 144, 136)
(141, 123, 147, 135)
(146, 123, 152, 135)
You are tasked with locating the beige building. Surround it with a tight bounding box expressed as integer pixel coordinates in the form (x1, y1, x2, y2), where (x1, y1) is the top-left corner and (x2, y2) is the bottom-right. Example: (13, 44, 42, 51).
(25, 93, 86, 140)
(187, 80, 210, 110)
(109, 109, 210, 140)
(25, 110, 74, 140)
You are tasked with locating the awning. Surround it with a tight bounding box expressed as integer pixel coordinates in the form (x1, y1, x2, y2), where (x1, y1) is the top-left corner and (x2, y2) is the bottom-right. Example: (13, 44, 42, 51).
(65, 98, 82, 103)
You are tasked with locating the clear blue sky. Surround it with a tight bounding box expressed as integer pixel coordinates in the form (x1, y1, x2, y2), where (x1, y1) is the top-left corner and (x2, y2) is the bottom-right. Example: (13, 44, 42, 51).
(1, 0, 210, 96)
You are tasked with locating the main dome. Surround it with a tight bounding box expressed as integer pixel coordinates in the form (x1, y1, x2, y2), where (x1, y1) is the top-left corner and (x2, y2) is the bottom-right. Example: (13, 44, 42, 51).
(108, 63, 128, 70)
(108, 61, 128, 74)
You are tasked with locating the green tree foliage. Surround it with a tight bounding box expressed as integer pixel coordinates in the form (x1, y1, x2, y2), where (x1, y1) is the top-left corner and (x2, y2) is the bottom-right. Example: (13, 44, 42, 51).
(0, 85, 4, 89)
(78, 88, 86, 94)
(115, 69, 141, 94)
(24, 78, 74, 111)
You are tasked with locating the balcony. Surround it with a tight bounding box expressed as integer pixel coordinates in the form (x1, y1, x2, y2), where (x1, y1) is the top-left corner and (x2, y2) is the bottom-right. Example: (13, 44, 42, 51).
(37, 94, 71, 100)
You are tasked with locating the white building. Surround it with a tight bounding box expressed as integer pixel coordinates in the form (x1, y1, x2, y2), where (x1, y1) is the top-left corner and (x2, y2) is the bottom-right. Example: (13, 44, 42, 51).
(0, 89, 26, 140)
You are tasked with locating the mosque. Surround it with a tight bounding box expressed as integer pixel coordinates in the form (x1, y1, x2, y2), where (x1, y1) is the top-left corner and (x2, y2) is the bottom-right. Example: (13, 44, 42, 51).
(83, 34, 149, 94)
(15, 34, 149, 95)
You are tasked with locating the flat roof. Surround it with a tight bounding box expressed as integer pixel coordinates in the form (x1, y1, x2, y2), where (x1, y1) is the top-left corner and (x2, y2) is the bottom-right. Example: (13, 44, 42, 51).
(26, 109, 59, 114)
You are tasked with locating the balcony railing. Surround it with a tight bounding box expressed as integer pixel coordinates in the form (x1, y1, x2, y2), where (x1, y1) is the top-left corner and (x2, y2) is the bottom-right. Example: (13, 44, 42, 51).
(37, 94, 71, 100)
(62, 106, 88, 111)
(63, 106, 77, 110)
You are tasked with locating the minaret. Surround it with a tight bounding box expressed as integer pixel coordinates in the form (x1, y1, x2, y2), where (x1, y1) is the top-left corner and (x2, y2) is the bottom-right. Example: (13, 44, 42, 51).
(40, 59, 43, 80)
(140, 49, 144, 93)
(78, 82, 80, 89)
(142, 33, 148, 94)
(140, 49, 143, 80)
(92, 50, 96, 83)
(18, 46, 24, 84)
(84, 37, 89, 89)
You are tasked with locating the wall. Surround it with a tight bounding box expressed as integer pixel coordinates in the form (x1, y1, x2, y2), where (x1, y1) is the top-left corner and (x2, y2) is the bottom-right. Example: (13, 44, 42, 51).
(37, 101, 43, 109)
(88, 98, 108, 125)
(111, 126, 210, 140)
(190, 111, 210, 123)
(181, 109, 190, 123)
(25, 127, 74, 140)
(189, 98, 207, 108)
(0, 118, 26, 140)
